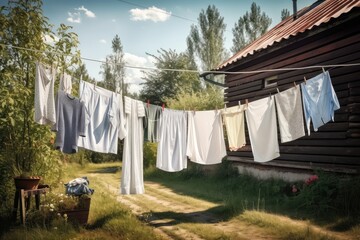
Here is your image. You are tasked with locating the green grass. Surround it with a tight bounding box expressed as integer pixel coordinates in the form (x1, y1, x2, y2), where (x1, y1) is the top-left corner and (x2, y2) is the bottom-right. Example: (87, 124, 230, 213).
(145, 163, 360, 239)
(1, 162, 163, 240)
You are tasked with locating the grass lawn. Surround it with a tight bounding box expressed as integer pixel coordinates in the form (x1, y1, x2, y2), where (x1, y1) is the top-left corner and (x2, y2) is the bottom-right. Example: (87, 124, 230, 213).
(1, 161, 360, 240)
(0, 162, 163, 240)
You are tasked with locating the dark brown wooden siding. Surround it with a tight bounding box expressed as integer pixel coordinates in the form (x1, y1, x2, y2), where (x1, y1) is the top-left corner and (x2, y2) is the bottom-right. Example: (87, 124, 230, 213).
(223, 10, 360, 174)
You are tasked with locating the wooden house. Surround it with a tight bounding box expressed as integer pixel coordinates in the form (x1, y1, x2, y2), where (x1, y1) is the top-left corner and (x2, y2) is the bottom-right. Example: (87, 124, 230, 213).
(215, 0, 360, 174)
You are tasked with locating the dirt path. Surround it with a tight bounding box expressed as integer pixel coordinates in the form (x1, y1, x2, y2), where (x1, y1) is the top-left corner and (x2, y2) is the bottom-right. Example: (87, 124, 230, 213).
(92, 172, 352, 240)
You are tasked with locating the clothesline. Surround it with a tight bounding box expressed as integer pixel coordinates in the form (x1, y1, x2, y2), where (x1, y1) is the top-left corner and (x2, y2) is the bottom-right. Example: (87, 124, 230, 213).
(2, 43, 360, 75)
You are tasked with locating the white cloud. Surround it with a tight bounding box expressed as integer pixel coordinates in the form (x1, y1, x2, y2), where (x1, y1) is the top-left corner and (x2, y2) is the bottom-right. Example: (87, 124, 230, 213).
(111, 19, 116, 22)
(123, 53, 155, 93)
(76, 6, 96, 18)
(99, 39, 107, 44)
(130, 6, 171, 22)
(67, 12, 81, 23)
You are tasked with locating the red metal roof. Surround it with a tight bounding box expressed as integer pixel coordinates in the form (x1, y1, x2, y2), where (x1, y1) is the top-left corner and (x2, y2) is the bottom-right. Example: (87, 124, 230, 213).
(217, 0, 360, 70)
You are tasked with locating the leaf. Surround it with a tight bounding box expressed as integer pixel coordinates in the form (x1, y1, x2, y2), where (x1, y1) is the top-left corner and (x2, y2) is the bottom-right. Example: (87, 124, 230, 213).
(9, 116, 15, 126)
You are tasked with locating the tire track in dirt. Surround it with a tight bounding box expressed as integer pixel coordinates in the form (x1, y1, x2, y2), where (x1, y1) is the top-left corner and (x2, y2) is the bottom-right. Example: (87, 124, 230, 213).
(96, 177, 205, 240)
(103, 179, 271, 240)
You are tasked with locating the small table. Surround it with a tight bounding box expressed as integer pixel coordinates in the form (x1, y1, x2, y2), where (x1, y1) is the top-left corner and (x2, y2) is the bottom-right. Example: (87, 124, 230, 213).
(12, 186, 49, 225)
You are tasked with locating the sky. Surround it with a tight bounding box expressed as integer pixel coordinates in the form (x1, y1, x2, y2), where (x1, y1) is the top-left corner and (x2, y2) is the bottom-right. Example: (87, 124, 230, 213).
(12, 0, 314, 93)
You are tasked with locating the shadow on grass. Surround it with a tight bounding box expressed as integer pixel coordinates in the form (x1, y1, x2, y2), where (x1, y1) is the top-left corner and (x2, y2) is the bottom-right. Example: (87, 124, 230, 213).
(87, 211, 125, 229)
(145, 168, 360, 232)
(89, 166, 120, 174)
(144, 205, 234, 228)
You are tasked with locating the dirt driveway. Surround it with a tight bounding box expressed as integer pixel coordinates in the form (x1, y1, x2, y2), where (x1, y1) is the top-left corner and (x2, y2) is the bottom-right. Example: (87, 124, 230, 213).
(94, 175, 351, 240)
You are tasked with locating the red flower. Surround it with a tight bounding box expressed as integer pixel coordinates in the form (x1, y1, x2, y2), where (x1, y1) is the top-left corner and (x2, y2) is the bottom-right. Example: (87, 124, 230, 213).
(305, 175, 318, 185)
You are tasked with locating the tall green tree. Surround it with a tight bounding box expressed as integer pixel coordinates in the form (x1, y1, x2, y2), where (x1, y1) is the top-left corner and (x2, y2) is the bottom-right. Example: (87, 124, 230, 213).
(100, 34, 128, 95)
(0, 0, 82, 211)
(187, 5, 227, 71)
(140, 49, 200, 104)
(281, 9, 290, 21)
(231, 2, 272, 53)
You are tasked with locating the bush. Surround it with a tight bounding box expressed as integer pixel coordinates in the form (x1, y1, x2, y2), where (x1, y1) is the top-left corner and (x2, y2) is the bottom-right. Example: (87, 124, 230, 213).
(289, 172, 360, 217)
(143, 142, 157, 169)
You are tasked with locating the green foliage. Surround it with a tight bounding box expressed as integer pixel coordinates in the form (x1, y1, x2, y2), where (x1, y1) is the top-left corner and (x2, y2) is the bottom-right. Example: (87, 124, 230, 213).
(0, 0, 82, 216)
(187, 5, 228, 71)
(291, 172, 360, 217)
(231, 2, 272, 53)
(165, 86, 224, 110)
(143, 142, 157, 169)
(140, 48, 200, 104)
(100, 34, 128, 95)
(281, 8, 291, 21)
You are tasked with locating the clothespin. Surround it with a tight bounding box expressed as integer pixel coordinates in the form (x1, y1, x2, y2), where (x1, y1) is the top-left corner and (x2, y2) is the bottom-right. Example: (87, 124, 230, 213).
(147, 100, 150, 108)
(238, 101, 241, 108)
(293, 82, 296, 88)
(304, 76, 307, 85)
(94, 79, 97, 89)
(322, 67, 326, 73)
(80, 74, 83, 81)
(276, 88, 280, 93)
(162, 103, 165, 111)
(224, 103, 227, 111)
(245, 99, 249, 108)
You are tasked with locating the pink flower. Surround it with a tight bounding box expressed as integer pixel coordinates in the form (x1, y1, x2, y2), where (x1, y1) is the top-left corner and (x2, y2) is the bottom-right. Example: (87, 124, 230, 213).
(305, 175, 319, 185)
(292, 185, 298, 193)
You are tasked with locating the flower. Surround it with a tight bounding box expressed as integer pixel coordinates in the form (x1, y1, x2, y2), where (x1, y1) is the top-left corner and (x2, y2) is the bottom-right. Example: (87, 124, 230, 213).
(292, 185, 298, 193)
(305, 175, 319, 185)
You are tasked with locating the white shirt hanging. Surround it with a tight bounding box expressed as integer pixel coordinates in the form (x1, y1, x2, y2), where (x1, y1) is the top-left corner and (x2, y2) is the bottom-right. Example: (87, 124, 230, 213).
(78, 80, 124, 154)
(34, 62, 56, 125)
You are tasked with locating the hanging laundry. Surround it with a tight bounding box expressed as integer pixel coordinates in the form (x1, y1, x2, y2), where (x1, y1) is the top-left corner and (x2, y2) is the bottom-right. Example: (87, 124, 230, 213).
(59, 72, 72, 94)
(143, 103, 162, 142)
(245, 96, 280, 162)
(52, 91, 86, 154)
(222, 105, 247, 151)
(187, 110, 226, 165)
(156, 109, 187, 172)
(77, 80, 124, 154)
(301, 71, 340, 135)
(121, 96, 145, 195)
(34, 62, 56, 125)
(275, 86, 305, 143)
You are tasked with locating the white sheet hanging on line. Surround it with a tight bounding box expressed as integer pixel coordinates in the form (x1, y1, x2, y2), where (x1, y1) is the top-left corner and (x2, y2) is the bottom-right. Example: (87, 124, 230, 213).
(59, 72, 72, 94)
(34, 62, 56, 125)
(156, 109, 187, 172)
(121, 96, 145, 195)
(245, 96, 280, 162)
(222, 105, 247, 151)
(274, 86, 305, 143)
(301, 71, 340, 135)
(187, 110, 226, 165)
(78, 80, 125, 154)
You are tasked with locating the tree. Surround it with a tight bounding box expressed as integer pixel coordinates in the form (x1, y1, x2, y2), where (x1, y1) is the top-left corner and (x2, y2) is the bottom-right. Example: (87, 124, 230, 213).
(100, 34, 128, 95)
(281, 9, 290, 21)
(140, 49, 200, 104)
(231, 2, 272, 53)
(0, 0, 82, 209)
(187, 5, 228, 71)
